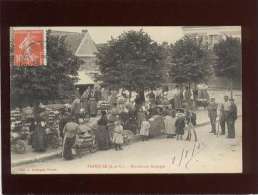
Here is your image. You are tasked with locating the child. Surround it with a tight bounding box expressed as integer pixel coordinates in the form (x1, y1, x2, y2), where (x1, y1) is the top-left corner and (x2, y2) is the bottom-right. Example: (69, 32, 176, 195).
(140, 115, 151, 141)
(113, 120, 124, 150)
(175, 112, 185, 140)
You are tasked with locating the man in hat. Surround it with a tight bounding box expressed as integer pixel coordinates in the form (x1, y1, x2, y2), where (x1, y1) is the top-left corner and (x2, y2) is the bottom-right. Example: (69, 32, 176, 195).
(219, 95, 231, 135)
(207, 97, 218, 134)
(227, 98, 237, 138)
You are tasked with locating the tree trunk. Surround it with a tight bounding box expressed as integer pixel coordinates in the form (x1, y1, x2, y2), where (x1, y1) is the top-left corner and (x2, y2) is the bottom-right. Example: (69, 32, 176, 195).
(129, 90, 132, 102)
(33, 102, 40, 122)
(230, 78, 233, 99)
(139, 88, 145, 103)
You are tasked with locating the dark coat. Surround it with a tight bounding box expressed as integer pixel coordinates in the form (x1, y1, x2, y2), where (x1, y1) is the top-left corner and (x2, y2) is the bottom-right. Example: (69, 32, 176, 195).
(175, 117, 185, 135)
(31, 123, 47, 152)
(96, 115, 110, 150)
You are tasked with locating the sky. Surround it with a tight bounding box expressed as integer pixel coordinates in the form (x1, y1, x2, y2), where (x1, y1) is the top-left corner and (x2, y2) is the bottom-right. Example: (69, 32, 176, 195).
(51, 26, 183, 43)
(46, 26, 184, 44)
(12, 26, 241, 44)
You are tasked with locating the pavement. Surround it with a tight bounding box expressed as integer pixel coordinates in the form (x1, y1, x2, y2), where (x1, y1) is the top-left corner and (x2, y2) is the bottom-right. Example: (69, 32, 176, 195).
(12, 117, 242, 174)
(11, 89, 242, 167)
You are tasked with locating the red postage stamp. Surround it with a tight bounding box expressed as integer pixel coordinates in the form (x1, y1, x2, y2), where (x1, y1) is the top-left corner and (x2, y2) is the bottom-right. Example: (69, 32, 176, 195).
(13, 29, 46, 66)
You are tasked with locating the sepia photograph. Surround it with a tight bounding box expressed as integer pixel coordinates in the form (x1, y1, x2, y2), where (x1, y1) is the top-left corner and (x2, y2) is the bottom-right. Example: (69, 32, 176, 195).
(10, 26, 242, 174)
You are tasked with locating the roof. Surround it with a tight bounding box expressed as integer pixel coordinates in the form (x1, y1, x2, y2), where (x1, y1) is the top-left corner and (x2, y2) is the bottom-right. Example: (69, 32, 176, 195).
(75, 30, 98, 57)
(49, 30, 84, 54)
(75, 71, 95, 85)
(49, 30, 100, 57)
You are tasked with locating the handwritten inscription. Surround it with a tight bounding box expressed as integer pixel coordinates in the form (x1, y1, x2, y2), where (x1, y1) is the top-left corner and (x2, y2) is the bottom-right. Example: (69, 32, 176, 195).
(171, 141, 206, 168)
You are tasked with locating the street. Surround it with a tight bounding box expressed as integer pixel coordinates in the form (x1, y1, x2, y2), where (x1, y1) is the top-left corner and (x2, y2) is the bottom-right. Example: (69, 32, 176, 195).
(12, 117, 242, 174)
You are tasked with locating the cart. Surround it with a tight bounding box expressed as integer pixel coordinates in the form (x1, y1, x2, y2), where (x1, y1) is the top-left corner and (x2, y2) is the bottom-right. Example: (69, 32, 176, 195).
(196, 84, 209, 109)
(73, 127, 97, 158)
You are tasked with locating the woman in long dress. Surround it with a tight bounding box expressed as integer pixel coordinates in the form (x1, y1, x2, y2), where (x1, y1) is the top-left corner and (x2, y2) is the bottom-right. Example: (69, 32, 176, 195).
(95, 111, 110, 150)
(164, 110, 176, 138)
(31, 119, 47, 152)
(136, 107, 145, 134)
(88, 89, 97, 117)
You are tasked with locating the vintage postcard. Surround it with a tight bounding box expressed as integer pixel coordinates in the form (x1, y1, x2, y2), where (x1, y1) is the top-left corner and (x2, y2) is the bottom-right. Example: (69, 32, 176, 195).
(10, 26, 242, 174)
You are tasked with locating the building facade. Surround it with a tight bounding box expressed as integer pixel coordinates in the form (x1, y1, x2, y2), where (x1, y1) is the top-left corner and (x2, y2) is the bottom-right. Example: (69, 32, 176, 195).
(50, 29, 101, 83)
(182, 26, 241, 49)
(182, 26, 242, 89)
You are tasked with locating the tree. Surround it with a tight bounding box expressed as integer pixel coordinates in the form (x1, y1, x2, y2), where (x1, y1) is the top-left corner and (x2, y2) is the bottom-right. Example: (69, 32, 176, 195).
(10, 30, 82, 117)
(169, 36, 212, 88)
(213, 36, 242, 97)
(96, 30, 164, 102)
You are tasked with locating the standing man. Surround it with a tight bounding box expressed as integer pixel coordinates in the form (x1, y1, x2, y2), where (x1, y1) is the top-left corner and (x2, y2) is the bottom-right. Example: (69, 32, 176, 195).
(71, 95, 81, 122)
(207, 98, 218, 134)
(220, 95, 231, 135)
(184, 86, 192, 108)
(227, 98, 237, 138)
(62, 118, 79, 160)
(192, 85, 198, 109)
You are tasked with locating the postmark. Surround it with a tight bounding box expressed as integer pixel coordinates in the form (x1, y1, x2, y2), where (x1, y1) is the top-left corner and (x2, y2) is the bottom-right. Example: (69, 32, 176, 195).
(13, 29, 46, 66)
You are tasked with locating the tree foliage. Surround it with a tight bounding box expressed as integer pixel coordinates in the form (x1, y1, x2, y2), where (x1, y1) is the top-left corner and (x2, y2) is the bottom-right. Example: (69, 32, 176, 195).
(96, 30, 164, 92)
(169, 36, 212, 85)
(11, 30, 82, 108)
(213, 36, 242, 83)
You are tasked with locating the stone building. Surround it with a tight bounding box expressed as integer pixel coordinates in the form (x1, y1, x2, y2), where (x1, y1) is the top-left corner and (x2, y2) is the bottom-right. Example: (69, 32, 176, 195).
(182, 26, 241, 49)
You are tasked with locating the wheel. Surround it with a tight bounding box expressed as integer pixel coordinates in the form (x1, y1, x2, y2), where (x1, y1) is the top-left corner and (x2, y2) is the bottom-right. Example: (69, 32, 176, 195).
(89, 143, 97, 153)
(49, 135, 60, 149)
(14, 140, 26, 154)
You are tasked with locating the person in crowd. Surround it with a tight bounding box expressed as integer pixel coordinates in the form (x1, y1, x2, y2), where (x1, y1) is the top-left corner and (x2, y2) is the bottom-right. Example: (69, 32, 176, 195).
(207, 97, 218, 134)
(147, 90, 156, 105)
(31, 117, 47, 152)
(220, 95, 230, 135)
(148, 103, 157, 118)
(109, 102, 120, 121)
(71, 95, 81, 122)
(161, 91, 170, 105)
(119, 104, 129, 128)
(101, 87, 109, 101)
(227, 98, 238, 138)
(192, 85, 198, 109)
(164, 109, 176, 138)
(155, 93, 162, 105)
(94, 85, 102, 102)
(112, 120, 124, 150)
(59, 111, 71, 140)
(175, 112, 185, 140)
(124, 105, 138, 134)
(174, 85, 182, 109)
(135, 93, 144, 111)
(184, 86, 192, 108)
(95, 111, 110, 150)
(140, 115, 151, 141)
(109, 90, 118, 106)
(136, 107, 146, 134)
(88, 87, 98, 117)
(81, 88, 90, 117)
(185, 108, 197, 142)
(62, 117, 79, 160)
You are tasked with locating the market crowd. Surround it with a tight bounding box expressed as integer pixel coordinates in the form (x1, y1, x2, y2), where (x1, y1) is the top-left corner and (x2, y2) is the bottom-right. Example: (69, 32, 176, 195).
(11, 84, 238, 161)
